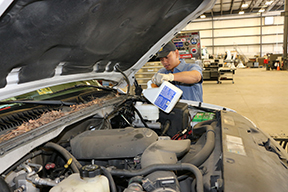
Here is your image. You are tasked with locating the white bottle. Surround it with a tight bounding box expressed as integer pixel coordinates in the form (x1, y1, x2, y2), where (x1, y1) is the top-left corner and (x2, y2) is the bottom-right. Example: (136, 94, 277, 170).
(143, 81, 182, 113)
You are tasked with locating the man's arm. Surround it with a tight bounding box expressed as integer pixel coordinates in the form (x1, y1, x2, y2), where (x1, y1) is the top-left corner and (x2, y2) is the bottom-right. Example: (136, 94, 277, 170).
(151, 69, 202, 86)
(173, 70, 202, 84)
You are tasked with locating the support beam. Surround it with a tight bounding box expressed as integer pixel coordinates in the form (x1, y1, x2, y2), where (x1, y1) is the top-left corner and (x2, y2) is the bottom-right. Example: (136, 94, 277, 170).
(248, 0, 255, 10)
(253, 0, 262, 7)
(276, 4, 284, 11)
(212, 17, 214, 55)
(265, 0, 280, 13)
(220, 0, 223, 15)
(260, 13, 263, 57)
(230, 0, 235, 14)
(239, 0, 245, 10)
(275, 1, 285, 11)
(283, 0, 288, 69)
(250, 0, 262, 12)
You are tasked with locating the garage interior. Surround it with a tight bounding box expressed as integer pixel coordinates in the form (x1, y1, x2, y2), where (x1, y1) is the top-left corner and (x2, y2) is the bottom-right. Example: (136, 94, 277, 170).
(2, 1, 288, 191)
(203, 68, 288, 138)
(136, 0, 288, 138)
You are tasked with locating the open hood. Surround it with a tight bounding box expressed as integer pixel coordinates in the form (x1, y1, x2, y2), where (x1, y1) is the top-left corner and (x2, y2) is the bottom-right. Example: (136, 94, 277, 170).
(0, 0, 214, 101)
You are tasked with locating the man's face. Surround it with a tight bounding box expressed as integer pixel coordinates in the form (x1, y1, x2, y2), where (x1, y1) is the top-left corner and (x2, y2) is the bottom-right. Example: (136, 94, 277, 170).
(159, 50, 180, 71)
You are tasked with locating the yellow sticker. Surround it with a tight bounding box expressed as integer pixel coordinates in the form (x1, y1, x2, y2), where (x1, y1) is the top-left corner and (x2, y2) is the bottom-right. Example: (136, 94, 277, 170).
(159, 47, 163, 52)
(37, 87, 53, 95)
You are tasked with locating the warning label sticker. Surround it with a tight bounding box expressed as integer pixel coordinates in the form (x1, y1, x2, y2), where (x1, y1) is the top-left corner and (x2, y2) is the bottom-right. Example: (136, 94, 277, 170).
(226, 135, 246, 156)
(154, 85, 176, 111)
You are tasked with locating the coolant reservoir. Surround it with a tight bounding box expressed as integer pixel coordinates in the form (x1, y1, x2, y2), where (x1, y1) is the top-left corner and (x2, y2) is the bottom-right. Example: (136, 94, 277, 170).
(50, 165, 109, 192)
(134, 101, 159, 121)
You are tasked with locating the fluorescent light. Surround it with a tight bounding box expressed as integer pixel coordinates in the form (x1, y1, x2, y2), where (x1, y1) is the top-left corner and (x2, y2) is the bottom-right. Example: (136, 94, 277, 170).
(200, 14, 206, 18)
(265, 1, 273, 5)
(239, 11, 245, 14)
(242, 3, 248, 8)
(259, 8, 265, 12)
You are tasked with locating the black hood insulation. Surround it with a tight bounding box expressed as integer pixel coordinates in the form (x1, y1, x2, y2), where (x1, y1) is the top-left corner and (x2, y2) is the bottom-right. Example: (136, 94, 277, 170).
(0, 0, 203, 88)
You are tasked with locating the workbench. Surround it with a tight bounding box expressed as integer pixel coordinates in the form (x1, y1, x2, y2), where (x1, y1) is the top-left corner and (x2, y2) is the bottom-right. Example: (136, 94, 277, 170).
(217, 67, 236, 84)
(203, 63, 219, 82)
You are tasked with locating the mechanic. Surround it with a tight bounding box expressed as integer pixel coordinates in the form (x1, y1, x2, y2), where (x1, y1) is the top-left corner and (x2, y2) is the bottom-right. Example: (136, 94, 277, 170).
(152, 41, 203, 102)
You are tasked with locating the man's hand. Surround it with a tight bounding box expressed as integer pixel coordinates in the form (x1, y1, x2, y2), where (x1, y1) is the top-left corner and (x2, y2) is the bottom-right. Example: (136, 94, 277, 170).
(152, 73, 174, 86)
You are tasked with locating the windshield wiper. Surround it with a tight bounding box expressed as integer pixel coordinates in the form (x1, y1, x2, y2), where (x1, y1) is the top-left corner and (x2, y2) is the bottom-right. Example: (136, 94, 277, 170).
(0, 100, 76, 106)
(74, 84, 116, 92)
(46, 84, 116, 96)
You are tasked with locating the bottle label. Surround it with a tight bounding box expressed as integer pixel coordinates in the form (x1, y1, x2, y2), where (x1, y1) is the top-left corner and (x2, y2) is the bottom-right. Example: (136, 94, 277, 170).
(154, 85, 176, 111)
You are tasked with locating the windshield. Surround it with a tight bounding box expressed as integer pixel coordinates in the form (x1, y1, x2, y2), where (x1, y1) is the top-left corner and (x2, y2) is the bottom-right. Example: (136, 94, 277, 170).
(1, 80, 106, 102)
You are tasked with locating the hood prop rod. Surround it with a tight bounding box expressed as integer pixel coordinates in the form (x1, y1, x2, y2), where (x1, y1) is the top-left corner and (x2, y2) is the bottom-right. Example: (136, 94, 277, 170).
(114, 65, 130, 95)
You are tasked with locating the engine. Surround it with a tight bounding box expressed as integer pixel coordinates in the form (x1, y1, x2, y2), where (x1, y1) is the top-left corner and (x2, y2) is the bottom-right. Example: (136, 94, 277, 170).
(2, 99, 219, 192)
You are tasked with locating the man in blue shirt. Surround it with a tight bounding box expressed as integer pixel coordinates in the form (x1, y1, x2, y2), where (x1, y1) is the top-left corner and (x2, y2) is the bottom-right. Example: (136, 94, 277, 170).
(152, 41, 203, 102)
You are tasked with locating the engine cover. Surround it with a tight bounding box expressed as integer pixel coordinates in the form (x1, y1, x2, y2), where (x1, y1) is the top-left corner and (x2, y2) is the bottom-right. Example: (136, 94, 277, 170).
(70, 127, 158, 159)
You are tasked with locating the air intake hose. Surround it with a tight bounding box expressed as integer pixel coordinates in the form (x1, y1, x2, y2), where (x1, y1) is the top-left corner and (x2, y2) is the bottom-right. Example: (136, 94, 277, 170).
(110, 163, 203, 192)
(181, 121, 216, 167)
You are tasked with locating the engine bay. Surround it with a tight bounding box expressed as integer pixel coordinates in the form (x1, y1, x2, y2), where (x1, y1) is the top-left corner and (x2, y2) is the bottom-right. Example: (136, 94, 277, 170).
(1, 88, 288, 192)
(0, 95, 223, 192)
(2, 0, 288, 191)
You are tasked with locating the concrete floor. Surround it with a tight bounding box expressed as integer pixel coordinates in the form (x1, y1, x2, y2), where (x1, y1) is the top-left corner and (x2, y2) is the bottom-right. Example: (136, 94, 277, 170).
(203, 67, 288, 137)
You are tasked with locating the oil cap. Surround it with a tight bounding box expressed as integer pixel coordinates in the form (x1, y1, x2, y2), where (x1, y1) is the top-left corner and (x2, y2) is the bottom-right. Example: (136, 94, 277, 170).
(80, 164, 102, 178)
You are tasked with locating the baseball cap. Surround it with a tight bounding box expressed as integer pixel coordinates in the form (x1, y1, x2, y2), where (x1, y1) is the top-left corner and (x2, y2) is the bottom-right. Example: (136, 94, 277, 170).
(156, 41, 177, 58)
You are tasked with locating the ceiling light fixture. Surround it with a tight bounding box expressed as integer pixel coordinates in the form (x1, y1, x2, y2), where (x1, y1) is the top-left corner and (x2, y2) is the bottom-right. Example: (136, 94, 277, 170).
(242, 3, 248, 8)
(259, 8, 265, 12)
(239, 11, 245, 14)
(265, 1, 273, 5)
(200, 14, 206, 18)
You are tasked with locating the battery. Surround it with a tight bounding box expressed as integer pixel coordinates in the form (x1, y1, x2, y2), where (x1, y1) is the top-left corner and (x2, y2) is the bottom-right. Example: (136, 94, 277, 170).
(192, 112, 215, 122)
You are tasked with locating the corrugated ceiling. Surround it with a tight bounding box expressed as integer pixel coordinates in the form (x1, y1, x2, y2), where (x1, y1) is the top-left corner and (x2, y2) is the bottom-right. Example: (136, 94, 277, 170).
(203, 0, 284, 17)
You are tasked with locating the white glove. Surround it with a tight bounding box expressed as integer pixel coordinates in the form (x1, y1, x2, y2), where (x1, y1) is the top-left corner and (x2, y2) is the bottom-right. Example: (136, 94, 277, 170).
(152, 73, 174, 86)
